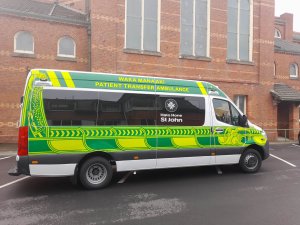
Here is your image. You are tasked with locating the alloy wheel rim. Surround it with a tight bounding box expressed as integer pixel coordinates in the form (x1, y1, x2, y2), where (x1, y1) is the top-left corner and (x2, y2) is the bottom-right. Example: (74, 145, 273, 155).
(86, 163, 107, 185)
(244, 153, 258, 170)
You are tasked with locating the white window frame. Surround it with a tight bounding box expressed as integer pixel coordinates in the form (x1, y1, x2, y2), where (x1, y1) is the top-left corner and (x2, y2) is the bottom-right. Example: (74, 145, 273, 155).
(14, 31, 34, 54)
(186, 0, 211, 57)
(274, 28, 281, 38)
(124, 0, 161, 52)
(228, 0, 253, 62)
(234, 95, 247, 114)
(57, 36, 76, 58)
(290, 63, 299, 78)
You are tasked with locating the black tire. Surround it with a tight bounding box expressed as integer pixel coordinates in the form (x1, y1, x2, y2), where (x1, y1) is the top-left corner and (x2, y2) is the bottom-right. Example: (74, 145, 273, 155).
(79, 156, 113, 190)
(239, 149, 262, 173)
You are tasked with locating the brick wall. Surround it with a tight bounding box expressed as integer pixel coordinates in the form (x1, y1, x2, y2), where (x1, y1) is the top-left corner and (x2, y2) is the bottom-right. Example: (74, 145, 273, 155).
(0, 14, 88, 142)
(274, 51, 300, 139)
(90, 0, 276, 137)
(275, 13, 294, 41)
(1, 0, 288, 142)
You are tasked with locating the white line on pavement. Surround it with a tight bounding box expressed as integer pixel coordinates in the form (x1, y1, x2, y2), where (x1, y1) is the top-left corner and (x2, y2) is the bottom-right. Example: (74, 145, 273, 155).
(292, 144, 300, 147)
(0, 177, 30, 189)
(0, 156, 13, 161)
(270, 154, 297, 168)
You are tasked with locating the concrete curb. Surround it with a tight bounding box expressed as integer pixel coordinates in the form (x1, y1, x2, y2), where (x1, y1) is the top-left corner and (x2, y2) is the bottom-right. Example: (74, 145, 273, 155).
(269, 142, 298, 145)
(0, 151, 16, 156)
(0, 144, 17, 155)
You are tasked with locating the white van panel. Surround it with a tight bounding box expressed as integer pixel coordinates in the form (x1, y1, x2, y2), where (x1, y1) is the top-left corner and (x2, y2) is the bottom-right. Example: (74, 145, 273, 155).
(156, 156, 211, 169)
(116, 156, 212, 172)
(30, 164, 76, 176)
(116, 159, 156, 172)
(215, 155, 241, 165)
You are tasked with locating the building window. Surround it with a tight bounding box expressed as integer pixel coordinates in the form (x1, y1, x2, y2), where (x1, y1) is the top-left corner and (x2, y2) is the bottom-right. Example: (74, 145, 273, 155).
(227, 0, 253, 62)
(14, 31, 34, 54)
(58, 36, 76, 58)
(234, 95, 247, 114)
(180, 0, 210, 57)
(125, 0, 160, 52)
(290, 63, 299, 79)
(274, 28, 281, 38)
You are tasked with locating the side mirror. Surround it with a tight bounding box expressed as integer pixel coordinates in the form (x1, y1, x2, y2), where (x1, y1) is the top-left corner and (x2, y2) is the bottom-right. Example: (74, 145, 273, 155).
(239, 115, 248, 127)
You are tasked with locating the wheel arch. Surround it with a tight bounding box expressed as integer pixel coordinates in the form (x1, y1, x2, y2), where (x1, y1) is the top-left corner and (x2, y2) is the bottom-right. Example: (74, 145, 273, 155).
(75, 151, 116, 177)
(244, 144, 265, 160)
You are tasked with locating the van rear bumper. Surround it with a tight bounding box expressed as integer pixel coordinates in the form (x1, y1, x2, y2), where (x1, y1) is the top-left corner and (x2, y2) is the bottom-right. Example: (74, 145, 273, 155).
(8, 156, 30, 176)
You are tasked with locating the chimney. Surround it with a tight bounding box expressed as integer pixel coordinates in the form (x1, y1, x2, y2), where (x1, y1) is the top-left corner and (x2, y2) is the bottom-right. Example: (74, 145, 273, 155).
(280, 13, 294, 41)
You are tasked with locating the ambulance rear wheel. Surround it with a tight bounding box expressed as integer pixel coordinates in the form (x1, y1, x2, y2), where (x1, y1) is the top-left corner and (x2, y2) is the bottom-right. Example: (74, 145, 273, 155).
(79, 157, 113, 189)
(239, 149, 262, 173)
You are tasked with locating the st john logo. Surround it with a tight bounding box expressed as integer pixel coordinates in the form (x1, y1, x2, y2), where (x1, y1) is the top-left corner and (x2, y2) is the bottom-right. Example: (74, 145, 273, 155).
(165, 99, 178, 112)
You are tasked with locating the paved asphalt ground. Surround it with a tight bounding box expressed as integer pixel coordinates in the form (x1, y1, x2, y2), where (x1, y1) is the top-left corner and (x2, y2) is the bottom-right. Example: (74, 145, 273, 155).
(0, 144, 300, 225)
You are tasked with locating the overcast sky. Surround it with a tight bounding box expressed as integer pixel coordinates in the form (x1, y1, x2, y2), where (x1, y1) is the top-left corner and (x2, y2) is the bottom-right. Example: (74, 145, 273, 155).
(275, 0, 300, 32)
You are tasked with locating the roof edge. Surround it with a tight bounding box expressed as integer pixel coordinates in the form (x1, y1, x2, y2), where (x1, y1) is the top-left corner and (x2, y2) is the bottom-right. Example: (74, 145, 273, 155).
(0, 7, 89, 27)
(59, 3, 86, 15)
(275, 18, 285, 25)
(271, 84, 300, 102)
(274, 49, 300, 55)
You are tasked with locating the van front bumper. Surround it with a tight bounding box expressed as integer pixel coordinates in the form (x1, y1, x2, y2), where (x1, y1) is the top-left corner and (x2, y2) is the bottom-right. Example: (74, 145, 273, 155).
(8, 155, 30, 176)
(262, 141, 270, 160)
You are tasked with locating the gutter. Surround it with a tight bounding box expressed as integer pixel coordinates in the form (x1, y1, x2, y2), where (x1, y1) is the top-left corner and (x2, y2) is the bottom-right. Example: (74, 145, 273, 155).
(274, 49, 300, 56)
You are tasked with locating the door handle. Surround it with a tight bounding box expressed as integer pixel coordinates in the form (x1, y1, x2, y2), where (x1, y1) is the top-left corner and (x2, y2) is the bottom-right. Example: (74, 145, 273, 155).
(215, 128, 224, 133)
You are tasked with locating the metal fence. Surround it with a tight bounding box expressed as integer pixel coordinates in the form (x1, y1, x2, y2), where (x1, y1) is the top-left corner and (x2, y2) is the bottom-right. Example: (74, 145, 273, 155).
(264, 128, 300, 142)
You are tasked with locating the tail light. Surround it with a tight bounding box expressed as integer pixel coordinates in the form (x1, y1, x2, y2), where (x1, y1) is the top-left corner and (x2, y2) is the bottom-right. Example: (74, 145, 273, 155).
(18, 126, 28, 156)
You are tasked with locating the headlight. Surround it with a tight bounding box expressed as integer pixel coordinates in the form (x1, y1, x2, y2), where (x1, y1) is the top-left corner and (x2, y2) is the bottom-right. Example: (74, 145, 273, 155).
(261, 130, 267, 139)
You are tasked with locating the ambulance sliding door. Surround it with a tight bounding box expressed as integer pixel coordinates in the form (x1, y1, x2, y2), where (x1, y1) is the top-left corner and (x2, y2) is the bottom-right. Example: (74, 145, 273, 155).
(156, 94, 212, 168)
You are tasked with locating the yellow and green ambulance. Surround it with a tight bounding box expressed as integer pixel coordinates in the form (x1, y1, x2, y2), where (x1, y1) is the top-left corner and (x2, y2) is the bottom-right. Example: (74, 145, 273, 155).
(9, 69, 269, 189)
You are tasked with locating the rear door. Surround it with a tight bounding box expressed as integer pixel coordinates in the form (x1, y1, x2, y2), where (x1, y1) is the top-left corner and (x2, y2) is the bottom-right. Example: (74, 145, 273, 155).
(211, 98, 246, 165)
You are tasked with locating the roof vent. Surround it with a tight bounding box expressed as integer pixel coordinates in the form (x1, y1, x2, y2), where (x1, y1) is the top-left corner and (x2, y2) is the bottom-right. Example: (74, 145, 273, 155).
(208, 90, 219, 95)
(34, 80, 52, 87)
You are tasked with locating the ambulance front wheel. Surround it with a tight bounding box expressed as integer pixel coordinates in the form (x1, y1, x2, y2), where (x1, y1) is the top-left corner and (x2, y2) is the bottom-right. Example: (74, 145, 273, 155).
(79, 156, 113, 190)
(239, 149, 262, 173)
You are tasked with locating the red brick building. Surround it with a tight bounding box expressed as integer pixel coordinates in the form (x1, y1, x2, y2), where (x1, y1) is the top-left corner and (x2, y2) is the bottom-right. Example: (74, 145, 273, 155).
(1, 0, 300, 143)
(273, 13, 300, 141)
(0, 0, 89, 142)
(89, 0, 276, 139)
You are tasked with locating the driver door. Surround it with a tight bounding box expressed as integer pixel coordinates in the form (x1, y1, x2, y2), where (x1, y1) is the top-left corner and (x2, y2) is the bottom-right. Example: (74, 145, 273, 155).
(211, 98, 246, 165)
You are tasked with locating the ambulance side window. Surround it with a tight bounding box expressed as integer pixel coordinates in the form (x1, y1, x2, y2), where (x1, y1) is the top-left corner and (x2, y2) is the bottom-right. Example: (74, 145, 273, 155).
(213, 99, 232, 124)
(213, 99, 242, 126)
(43, 89, 99, 126)
(230, 104, 240, 126)
(157, 95, 205, 126)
